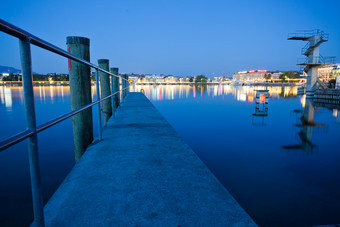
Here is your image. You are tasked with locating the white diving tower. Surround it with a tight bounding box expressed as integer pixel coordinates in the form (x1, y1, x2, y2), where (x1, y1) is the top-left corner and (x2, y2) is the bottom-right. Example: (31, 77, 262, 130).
(288, 30, 335, 97)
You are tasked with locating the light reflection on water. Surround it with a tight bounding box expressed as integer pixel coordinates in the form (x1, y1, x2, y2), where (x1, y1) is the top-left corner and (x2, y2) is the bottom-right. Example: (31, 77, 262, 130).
(0, 84, 299, 110)
(0, 84, 339, 227)
(132, 84, 298, 101)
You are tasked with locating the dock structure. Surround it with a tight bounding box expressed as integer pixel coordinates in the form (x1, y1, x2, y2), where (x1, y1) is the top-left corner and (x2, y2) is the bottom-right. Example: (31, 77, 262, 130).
(43, 92, 256, 226)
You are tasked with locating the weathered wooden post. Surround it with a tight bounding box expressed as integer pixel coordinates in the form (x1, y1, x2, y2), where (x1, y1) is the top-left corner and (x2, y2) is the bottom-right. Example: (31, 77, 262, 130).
(110, 67, 120, 112)
(120, 75, 124, 100)
(67, 36, 93, 162)
(123, 75, 128, 99)
(98, 59, 112, 125)
(122, 75, 126, 99)
(125, 75, 129, 97)
(110, 68, 114, 111)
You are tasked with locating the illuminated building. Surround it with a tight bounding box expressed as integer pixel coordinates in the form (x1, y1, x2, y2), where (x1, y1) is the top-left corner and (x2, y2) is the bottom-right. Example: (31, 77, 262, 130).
(318, 64, 340, 81)
(128, 76, 139, 83)
(233, 70, 284, 82)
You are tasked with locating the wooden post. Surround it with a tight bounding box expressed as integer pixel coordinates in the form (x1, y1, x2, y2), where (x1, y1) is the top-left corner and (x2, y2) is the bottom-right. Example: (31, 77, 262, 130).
(123, 75, 128, 99)
(98, 59, 112, 125)
(125, 75, 129, 97)
(110, 67, 120, 112)
(67, 36, 93, 162)
(122, 75, 126, 99)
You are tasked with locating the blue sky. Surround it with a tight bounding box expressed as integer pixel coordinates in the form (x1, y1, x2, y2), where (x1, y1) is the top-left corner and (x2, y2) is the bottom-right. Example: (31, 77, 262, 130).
(0, 0, 339, 77)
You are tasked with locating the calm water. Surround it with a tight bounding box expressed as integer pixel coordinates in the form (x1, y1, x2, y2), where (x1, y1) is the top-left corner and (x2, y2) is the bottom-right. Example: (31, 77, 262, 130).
(1, 85, 340, 226)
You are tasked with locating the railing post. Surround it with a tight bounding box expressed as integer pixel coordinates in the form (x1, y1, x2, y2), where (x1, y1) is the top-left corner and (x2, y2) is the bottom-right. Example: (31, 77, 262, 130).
(98, 59, 112, 125)
(66, 36, 93, 161)
(110, 67, 120, 113)
(19, 38, 44, 227)
(95, 69, 103, 141)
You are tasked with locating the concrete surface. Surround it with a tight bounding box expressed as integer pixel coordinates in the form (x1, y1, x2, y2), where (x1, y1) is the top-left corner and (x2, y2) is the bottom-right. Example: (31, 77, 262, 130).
(43, 92, 257, 226)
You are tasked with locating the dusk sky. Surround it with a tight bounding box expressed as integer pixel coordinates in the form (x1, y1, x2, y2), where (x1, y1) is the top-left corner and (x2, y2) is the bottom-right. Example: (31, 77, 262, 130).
(0, 0, 339, 77)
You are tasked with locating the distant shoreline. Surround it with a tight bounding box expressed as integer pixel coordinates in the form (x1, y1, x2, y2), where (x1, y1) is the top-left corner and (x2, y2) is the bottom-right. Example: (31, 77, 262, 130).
(134, 82, 303, 87)
(0, 81, 303, 87)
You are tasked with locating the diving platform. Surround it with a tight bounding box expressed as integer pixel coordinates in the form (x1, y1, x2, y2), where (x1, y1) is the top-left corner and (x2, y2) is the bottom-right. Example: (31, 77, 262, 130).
(287, 29, 329, 41)
(288, 29, 335, 96)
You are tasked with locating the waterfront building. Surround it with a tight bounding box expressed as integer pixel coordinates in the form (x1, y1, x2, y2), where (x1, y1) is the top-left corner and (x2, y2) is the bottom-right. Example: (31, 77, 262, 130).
(128, 76, 139, 83)
(163, 76, 178, 83)
(332, 64, 340, 76)
(131, 74, 181, 84)
(233, 70, 284, 82)
(178, 77, 192, 83)
(211, 77, 223, 83)
(318, 64, 340, 82)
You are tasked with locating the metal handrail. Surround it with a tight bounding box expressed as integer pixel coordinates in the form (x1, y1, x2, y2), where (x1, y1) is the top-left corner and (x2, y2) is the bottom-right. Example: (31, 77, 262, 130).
(288, 29, 329, 40)
(0, 87, 129, 151)
(322, 56, 336, 64)
(301, 42, 310, 55)
(0, 19, 129, 82)
(297, 56, 336, 65)
(0, 20, 131, 151)
(301, 37, 328, 55)
(0, 129, 35, 151)
(0, 18, 131, 227)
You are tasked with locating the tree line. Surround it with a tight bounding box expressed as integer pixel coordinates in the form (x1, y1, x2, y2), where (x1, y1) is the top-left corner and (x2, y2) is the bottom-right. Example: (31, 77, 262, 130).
(1, 73, 69, 81)
(263, 71, 301, 81)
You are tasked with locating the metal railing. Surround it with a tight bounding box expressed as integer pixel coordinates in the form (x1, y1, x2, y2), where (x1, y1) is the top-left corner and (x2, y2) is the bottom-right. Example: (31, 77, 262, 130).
(288, 29, 329, 40)
(0, 19, 130, 226)
(301, 38, 327, 55)
(297, 55, 336, 65)
(301, 42, 310, 55)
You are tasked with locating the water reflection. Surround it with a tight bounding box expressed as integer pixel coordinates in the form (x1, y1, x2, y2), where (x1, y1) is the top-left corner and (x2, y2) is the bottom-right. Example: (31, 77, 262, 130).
(0, 87, 24, 111)
(252, 90, 269, 126)
(334, 109, 340, 124)
(0, 85, 299, 112)
(0, 86, 98, 108)
(283, 98, 328, 152)
(132, 84, 298, 101)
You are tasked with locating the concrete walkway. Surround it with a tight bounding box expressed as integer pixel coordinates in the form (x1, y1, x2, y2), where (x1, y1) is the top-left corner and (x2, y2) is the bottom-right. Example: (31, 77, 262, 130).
(43, 92, 257, 226)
